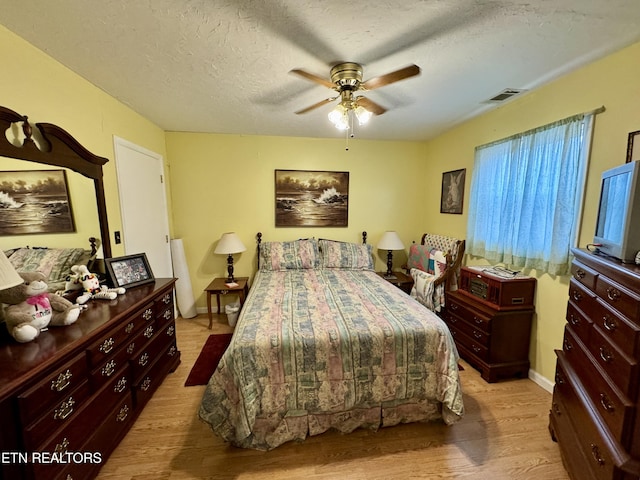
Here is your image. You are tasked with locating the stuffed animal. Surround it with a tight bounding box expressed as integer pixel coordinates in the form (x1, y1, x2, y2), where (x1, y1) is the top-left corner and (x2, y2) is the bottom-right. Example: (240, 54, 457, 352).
(0, 271, 82, 343)
(64, 264, 126, 305)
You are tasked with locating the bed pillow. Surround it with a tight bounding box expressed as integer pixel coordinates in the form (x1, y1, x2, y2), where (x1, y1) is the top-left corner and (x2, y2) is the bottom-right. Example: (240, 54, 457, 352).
(319, 239, 374, 270)
(259, 238, 319, 271)
(7, 247, 88, 284)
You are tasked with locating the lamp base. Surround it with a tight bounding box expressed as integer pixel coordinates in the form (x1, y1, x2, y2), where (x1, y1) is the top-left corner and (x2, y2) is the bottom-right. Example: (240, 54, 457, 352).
(226, 254, 236, 283)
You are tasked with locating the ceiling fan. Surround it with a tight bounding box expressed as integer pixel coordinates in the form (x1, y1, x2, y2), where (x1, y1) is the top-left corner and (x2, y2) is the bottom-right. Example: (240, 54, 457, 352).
(290, 62, 421, 129)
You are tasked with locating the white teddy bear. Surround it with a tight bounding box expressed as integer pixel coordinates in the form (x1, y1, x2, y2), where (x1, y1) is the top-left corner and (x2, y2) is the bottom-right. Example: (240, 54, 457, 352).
(64, 264, 126, 305)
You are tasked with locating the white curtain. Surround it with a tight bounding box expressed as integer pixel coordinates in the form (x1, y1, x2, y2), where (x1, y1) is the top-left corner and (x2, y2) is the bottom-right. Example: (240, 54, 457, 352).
(467, 113, 594, 275)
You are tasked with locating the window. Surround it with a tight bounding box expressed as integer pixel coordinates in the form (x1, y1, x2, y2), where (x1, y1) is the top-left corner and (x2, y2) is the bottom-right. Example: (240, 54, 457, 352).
(466, 113, 595, 275)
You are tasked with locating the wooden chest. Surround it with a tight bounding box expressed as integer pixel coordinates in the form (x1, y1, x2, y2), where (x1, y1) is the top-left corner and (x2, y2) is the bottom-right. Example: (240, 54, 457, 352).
(459, 266, 536, 310)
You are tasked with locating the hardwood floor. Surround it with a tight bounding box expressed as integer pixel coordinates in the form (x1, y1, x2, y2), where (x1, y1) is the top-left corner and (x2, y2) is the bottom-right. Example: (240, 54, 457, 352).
(96, 314, 569, 480)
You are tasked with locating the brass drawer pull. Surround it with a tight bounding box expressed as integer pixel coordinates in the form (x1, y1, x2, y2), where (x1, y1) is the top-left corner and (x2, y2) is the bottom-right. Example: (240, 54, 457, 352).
(54, 397, 75, 420)
(125, 322, 135, 334)
(116, 404, 129, 422)
(450, 303, 459, 311)
(473, 316, 482, 325)
(472, 330, 482, 339)
(51, 369, 72, 392)
(568, 314, 580, 327)
(168, 345, 177, 357)
(163, 309, 172, 320)
(590, 444, 605, 466)
(552, 402, 562, 415)
(139, 352, 150, 367)
(606, 287, 621, 302)
(102, 359, 116, 377)
(166, 325, 175, 337)
(575, 269, 586, 279)
(99, 337, 115, 354)
(54, 437, 70, 454)
(571, 290, 582, 302)
(143, 308, 153, 321)
(599, 393, 615, 413)
(603, 315, 618, 332)
(163, 293, 171, 304)
(563, 339, 573, 352)
(141, 377, 152, 391)
(114, 376, 128, 393)
(127, 342, 136, 354)
(144, 325, 154, 339)
(599, 347, 613, 363)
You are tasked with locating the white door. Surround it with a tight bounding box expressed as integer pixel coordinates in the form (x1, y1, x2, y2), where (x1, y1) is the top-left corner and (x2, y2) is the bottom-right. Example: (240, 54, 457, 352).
(113, 136, 173, 278)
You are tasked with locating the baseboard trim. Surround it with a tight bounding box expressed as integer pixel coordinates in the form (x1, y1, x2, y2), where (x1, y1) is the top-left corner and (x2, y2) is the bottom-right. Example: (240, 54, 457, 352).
(529, 368, 554, 393)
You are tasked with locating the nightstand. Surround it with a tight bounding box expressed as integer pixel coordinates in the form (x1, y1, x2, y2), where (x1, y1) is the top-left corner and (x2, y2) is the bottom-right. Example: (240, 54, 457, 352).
(377, 271, 413, 294)
(204, 277, 249, 329)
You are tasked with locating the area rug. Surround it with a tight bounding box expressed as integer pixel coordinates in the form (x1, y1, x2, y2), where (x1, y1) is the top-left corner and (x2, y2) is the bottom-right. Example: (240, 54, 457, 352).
(184, 333, 233, 386)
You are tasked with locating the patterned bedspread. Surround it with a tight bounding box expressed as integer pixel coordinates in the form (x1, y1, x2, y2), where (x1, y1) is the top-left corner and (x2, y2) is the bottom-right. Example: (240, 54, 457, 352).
(199, 269, 464, 450)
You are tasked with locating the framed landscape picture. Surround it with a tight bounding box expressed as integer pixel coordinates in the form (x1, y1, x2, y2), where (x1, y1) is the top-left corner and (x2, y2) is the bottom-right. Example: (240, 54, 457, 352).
(0, 169, 75, 235)
(275, 170, 349, 227)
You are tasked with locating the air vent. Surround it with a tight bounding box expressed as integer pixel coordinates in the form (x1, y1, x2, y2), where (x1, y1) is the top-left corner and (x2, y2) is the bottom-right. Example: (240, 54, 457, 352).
(484, 88, 526, 103)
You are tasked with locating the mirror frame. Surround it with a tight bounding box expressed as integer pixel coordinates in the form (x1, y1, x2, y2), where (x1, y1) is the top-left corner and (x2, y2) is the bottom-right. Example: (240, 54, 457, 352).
(0, 105, 112, 257)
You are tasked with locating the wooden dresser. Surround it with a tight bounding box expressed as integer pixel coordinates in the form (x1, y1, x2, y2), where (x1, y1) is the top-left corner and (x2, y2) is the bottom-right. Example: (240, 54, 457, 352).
(0, 278, 179, 480)
(549, 249, 640, 480)
(442, 266, 536, 382)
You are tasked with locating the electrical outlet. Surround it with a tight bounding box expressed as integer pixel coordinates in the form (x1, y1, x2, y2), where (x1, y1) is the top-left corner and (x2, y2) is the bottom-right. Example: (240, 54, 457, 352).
(114, 231, 121, 244)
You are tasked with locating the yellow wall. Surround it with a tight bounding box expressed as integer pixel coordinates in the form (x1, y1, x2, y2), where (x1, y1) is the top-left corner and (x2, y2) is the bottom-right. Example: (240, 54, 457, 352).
(0, 25, 168, 256)
(422, 41, 640, 382)
(165, 132, 428, 300)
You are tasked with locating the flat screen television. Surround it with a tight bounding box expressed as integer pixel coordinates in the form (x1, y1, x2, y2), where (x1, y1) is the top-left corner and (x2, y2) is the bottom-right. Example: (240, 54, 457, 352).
(594, 160, 640, 263)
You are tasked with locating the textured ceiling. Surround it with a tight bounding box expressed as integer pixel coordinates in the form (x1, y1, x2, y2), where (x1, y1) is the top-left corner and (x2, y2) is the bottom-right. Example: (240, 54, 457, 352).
(1, 0, 640, 141)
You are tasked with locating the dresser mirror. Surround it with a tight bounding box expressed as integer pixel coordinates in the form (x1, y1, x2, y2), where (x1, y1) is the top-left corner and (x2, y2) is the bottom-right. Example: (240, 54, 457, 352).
(0, 105, 112, 258)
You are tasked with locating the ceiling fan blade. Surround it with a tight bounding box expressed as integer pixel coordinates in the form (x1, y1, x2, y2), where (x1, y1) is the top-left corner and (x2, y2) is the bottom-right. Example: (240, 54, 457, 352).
(295, 97, 337, 114)
(290, 69, 335, 89)
(361, 64, 421, 91)
(356, 97, 387, 116)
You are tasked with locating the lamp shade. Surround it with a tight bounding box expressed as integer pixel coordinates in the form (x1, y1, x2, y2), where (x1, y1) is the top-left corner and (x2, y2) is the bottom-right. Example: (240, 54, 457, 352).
(214, 233, 247, 255)
(0, 250, 23, 290)
(377, 231, 405, 251)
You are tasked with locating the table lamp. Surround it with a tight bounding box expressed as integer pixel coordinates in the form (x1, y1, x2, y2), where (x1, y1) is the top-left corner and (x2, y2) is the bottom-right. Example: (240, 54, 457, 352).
(377, 231, 405, 279)
(214, 232, 246, 283)
(0, 250, 23, 291)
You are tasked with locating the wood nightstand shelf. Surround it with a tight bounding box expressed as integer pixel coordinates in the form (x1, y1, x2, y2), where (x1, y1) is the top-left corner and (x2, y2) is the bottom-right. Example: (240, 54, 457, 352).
(377, 271, 414, 294)
(204, 277, 249, 329)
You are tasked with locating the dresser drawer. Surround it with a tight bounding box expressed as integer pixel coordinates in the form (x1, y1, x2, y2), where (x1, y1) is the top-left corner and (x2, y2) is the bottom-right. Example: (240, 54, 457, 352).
(86, 304, 153, 367)
(17, 353, 88, 426)
(155, 290, 174, 314)
(448, 298, 492, 334)
(22, 380, 91, 451)
(588, 325, 639, 400)
(130, 329, 176, 383)
(133, 339, 179, 409)
(156, 301, 174, 327)
(592, 298, 640, 359)
(566, 301, 593, 346)
(89, 344, 131, 390)
(445, 312, 489, 347)
(562, 326, 635, 449)
(572, 259, 599, 291)
(569, 278, 598, 313)
(596, 276, 640, 323)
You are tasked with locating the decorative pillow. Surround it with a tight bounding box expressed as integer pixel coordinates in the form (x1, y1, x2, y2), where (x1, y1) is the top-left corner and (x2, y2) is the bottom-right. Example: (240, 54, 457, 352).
(428, 248, 448, 277)
(7, 247, 88, 284)
(407, 244, 431, 272)
(410, 268, 437, 311)
(259, 238, 319, 271)
(319, 239, 374, 270)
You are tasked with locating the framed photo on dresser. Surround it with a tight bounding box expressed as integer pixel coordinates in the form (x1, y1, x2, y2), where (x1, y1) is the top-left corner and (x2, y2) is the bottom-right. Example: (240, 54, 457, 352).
(105, 253, 155, 288)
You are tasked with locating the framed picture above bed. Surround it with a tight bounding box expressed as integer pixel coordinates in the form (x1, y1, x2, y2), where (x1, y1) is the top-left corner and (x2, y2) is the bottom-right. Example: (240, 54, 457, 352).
(275, 169, 349, 227)
(440, 168, 466, 214)
(0, 169, 75, 235)
(105, 253, 155, 288)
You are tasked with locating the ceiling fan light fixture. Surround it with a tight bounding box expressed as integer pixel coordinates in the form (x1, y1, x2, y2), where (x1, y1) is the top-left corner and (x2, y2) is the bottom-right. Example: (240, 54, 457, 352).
(354, 105, 372, 125)
(328, 104, 350, 130)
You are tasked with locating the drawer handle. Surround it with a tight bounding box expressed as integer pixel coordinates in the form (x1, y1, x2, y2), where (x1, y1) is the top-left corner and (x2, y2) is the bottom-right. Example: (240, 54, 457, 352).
(599, 347, 613, 363)
(450, 303, 459, 311)
(571, 290, 582, 302)
(166, 325, 175, 337)
(575, 269, 586, 279)
(51, 369, 72, 392)
(139, 352, 150, 367)
(99, 337, 115, 354)
(168, 345, 177, 357)
(603, 315, 618, 332)
(116, 404, 129, 422)
(552, 402, 562, 416)
(555, 372, 565, 385)
(125, 322, 135, 334)
(568, 313, 580, 327)
(471, 344, 481, 353)
(144, 325, 154, 338)
(102, 359, 116, 377)
(127, 342, 136, 355)
(141, 376, 152, 391)
(473, 316, 482, 325)
(563, 339, 573, 352)
(599, 393, 615, 413)
(54, 437, 70, 454)
(164, 310, 172, 320)
(472, 330, 482, 340)
(590, 444, 605, 466)
(54, 397, 75, 421)
(114, 376, 128, 393)
(143, 308, 153, 321)
(606, 287, 621, 302)
(163, 293, 171, 304)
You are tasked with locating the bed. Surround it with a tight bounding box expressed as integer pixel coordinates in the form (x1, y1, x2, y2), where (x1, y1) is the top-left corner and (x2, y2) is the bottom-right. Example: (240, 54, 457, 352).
(198, 235, 464, 450)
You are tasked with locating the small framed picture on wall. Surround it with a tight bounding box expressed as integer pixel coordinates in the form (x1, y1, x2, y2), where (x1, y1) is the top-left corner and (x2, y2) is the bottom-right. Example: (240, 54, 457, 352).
(440, 168, 466, 214)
